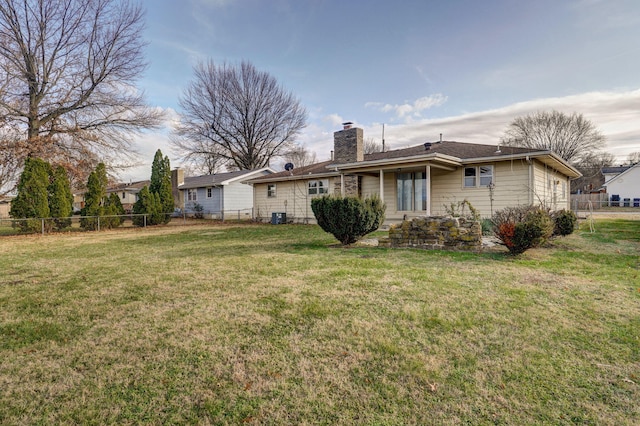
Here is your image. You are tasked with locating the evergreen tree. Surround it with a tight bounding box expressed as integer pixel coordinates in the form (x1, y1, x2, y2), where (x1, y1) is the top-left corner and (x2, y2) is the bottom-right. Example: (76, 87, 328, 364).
(103, 193, 125, 228)
(49, 165, 73, 230)
(150, 149, 174, 223)
(133, 186, 163, 226)
(80, 163, 108, 230)
(10, 157, 52, 232)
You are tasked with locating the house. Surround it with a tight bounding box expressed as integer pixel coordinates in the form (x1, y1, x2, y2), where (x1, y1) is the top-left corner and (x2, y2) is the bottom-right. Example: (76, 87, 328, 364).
(172, 167, 274, 219)
(72, 180, 150, 213)
(106, 180, 150, 213)
(601, 163, 640, 206)
(248, 123, 581, 223)
(0, 196, 12, 218)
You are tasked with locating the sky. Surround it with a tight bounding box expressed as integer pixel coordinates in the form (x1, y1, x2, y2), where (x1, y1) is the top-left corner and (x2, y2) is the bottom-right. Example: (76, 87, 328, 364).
(125, 0, 640, 180)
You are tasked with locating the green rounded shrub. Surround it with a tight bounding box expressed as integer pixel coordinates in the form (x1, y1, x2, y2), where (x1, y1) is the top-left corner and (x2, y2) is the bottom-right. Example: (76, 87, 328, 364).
(493, 205, 553, 255)
(552, 209, 577, 236)
(311, 194, 386, 245)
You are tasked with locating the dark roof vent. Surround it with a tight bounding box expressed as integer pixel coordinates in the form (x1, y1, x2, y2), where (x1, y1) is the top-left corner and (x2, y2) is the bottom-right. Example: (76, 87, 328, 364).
(424, 142, 432, 150)
(342, 121, 353, 130)
(284, 162, 294, 172)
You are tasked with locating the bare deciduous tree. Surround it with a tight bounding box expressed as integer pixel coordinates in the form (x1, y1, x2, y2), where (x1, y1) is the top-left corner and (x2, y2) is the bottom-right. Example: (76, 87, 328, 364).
(626, 151, 640, 165)
(364, 138, 383, 155)
(0, 0, 163, 191)
(173, 60, 307, 171)
(171, 136, 225, 175)
(501, 110, 605, 164)
(571, 151, 615, 193)
(282, 144, 317, 169)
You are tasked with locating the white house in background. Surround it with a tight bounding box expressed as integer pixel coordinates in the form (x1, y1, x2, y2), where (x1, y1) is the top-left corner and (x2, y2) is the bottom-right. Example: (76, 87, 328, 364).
(171, 167, 274, 219)
(601, 163, 640, 207)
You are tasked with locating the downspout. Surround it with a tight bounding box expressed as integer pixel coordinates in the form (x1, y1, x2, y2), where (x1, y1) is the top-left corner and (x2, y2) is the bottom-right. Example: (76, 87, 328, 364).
(527, 156, 533, 205)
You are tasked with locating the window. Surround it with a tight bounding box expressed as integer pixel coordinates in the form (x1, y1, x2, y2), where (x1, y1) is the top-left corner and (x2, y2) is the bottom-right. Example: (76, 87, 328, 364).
(122, 192, 126, 199)
(207, 187, 212, 198)
(479, 166, 493, 186)
(464, 165, 493, 188)
(308, 179, 329, 195)
(267, 184, 276, 198)
(464, 167, 476, 187)
(396, 172, 426, 211)
(187, 189, 197, 201)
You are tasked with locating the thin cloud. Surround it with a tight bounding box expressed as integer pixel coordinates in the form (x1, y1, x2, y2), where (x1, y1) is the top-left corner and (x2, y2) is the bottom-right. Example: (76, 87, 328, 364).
(366, 94, 448, 119)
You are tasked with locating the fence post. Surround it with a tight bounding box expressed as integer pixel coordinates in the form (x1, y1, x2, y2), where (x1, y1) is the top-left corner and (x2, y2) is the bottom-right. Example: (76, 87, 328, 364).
(238, 210, 240, 221)
(97, 216, 100, 232)
(144, 214, 147, 227)
(41, 218, 44, 236)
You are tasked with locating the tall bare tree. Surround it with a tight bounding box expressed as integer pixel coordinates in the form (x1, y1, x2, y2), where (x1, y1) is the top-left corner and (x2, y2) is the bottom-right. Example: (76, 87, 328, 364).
(501, 110, 605, 164)
(0, 0, 162, 191)
(283, 144, 317, 169)
(571, 151, 615, 193)
(173, 60, 307, 170)
(364, 137, 383, 155)
(171, 136, 225, 175)
(626, 151, 640, 165)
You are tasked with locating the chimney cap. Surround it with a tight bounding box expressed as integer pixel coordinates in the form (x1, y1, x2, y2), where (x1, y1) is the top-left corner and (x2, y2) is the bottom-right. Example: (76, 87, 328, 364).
(342, 121, 353, 130)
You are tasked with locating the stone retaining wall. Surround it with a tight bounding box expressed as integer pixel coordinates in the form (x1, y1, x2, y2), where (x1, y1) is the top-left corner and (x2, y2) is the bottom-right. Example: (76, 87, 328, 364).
(380, 216, 482, 251)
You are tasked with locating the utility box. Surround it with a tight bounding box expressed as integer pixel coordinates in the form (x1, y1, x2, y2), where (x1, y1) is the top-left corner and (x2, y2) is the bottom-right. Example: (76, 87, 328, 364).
(271, 212, 286, 224)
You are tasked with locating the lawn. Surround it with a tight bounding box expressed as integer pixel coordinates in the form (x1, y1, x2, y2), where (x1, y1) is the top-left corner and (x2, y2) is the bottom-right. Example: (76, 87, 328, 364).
(0, 220, 638, 424)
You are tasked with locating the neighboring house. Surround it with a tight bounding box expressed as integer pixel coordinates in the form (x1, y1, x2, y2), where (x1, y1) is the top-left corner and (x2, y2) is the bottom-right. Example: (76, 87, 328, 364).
(601, 163, 640, 206)
(0, 196, 12, 218)
(249, 124, 581, 223)
(106, 180, 150, 212)
(72, 180, 150, 213)
(173, 168, 274, 219)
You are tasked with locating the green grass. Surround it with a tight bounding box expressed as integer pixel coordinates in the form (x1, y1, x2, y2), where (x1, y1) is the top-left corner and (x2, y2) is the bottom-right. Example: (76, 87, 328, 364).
(0, 220, 638, 424)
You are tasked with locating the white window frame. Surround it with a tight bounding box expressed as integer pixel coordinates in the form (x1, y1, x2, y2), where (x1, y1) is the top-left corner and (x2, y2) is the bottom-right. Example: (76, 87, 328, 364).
(187, 188, 197, 201)
(464, 165, 493, 188)
(308, 179, 329, 195)
(267, 184, 276, 198)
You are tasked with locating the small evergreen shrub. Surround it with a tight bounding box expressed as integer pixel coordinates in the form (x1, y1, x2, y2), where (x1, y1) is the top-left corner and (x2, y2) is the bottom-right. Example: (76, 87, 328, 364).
(311, 194, 386, 245)
(552, 209, 577, 236)
(493, 205, 553, 255)
(481, 218, 494, 236)
(192, 203, 204, 219)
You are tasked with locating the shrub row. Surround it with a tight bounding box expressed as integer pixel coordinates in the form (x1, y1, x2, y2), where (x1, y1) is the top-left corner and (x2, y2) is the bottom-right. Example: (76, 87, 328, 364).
(492, 206, 577, 254)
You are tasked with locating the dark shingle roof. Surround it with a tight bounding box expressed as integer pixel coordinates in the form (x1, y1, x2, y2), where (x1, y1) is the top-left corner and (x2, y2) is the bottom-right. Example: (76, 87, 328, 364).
(365, 141, 541, 161)
(602, 166, 631, 175)
(250, 141, 562, 183)
(180, 169, 262, 189)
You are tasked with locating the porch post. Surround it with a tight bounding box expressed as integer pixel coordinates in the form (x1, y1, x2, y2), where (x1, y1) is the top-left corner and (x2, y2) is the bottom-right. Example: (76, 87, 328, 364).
(426, 164, 431, 216)
(379, 169, 384, 203)
(340, 173, 345, 196)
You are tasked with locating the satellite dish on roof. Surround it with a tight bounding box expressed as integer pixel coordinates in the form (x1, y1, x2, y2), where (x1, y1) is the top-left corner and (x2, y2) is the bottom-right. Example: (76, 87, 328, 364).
(284, 162, 294, 171)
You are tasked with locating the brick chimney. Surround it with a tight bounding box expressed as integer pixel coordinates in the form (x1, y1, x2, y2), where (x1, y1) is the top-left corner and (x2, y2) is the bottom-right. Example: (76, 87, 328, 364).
(171, 168, 184, 209)
(333, 122, 363, 163)
(332, 123, 362, 197)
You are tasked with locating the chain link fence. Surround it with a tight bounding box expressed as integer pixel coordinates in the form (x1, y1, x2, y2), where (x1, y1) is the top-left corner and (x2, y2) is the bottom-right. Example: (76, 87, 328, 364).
(0, 209, 256, 237)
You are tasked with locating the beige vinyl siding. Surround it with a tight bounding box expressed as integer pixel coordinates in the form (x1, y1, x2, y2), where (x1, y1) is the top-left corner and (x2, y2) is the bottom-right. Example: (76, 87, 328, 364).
(253, 178, 337, 223)
(532, 160, 570, 210)
(429, 161, 531, 218)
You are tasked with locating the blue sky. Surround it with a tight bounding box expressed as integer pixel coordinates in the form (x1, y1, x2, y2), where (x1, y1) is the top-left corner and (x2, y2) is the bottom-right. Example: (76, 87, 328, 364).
(127, 0, 640, 179)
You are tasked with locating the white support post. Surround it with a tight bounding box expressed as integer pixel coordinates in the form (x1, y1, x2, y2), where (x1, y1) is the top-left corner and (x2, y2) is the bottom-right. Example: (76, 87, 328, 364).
(426, 165, 431, 216)
(340, 174, 345, 196)
(379, 169, 384, 203)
